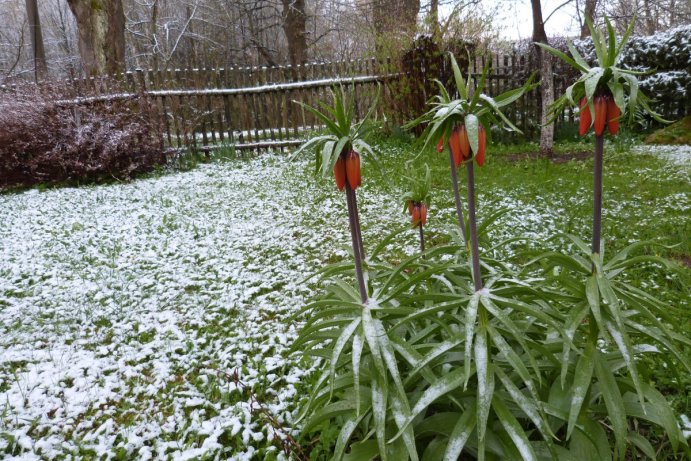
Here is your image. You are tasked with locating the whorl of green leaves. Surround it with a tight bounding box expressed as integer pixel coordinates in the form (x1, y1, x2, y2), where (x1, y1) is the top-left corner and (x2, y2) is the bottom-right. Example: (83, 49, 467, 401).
(294, 231, 689, 460)
(405, 52, 536, 159)
(401, 165, 432, 212)
(536, 16, 668, 125)
(290, 83, 382, 178)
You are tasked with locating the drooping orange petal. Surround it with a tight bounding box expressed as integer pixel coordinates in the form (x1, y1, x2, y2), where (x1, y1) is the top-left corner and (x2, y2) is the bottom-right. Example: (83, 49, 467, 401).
(607, 97, 621, 135)
(333, 156, 346, 191)
(411, 204, 421, 227)
(436, 136, 445, 153)
(407, 200, 414, 215)
(579, 97, 592, 136)
(475, 125, 486, 167)
(345, 151, 361, 190)
(420, 203, 427, 225)
(448, 127, 462, 167)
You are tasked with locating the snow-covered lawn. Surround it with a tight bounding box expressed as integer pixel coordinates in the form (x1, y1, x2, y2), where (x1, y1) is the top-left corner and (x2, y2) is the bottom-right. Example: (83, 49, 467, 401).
(634, 143, 691, 168)
(0, 153, 427, 460)
(0, 144, 688, 459)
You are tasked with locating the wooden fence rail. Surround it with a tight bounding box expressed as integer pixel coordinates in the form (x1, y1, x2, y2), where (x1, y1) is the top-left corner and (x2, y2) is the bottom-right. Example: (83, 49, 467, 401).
(16, 52, 684, 153)
(88, 74, 393, 152)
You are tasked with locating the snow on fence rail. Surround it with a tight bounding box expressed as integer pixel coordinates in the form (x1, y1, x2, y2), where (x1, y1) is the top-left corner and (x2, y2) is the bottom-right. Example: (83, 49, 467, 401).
(52, 74, 394, 153)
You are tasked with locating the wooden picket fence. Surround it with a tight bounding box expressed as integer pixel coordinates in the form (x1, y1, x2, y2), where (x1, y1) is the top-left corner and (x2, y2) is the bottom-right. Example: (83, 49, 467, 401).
(47, 52, 687, 153)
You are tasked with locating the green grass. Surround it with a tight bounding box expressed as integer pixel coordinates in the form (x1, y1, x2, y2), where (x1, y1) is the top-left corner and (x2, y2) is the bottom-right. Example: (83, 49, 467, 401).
(1, 133, 688, 459)
(368, 134, 690, 409)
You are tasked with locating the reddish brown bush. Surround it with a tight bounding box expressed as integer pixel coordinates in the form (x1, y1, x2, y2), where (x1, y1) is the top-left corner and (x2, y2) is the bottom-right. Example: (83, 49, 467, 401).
(0, 82, 167, 189)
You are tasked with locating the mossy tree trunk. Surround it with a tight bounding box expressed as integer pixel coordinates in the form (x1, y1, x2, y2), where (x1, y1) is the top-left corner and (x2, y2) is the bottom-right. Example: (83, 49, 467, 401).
(282, 0, 308, 68)
(531, 0, 554, 158)
(66, 0, 125, 76)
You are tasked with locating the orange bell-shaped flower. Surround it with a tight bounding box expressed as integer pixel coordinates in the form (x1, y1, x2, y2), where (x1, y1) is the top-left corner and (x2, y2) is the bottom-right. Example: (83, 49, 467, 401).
(333, 155, 346, 191)
(419, 203, 428, 226)
(436, 136, 445, 153)
(345, 151, 361, 190)
(579, 97, 592, 136)
(607, 97, 621, 135)
(448, 127, 463, 167)
(594, 96, 607, 136)
(475, 125, 486, 167)
(411, 203, 421, 227)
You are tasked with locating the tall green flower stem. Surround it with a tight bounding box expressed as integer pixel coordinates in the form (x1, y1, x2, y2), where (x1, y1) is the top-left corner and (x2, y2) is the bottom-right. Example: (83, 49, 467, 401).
(591, 135, 604, 262)
(290, 84, 380, 304)
(352, 194, 366, 262)
(345, 184, 368, 303)
(448, 150, 468, 245)
(465, 161, 483, 290)
(418, 222, 425, 253)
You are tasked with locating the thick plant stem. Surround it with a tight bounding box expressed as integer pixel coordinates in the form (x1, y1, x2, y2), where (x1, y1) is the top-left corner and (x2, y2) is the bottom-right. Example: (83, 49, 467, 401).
(418, 223, 425, 253)
(352, 192, 366, 262)
(466, 161, 483, 291)
(592, 135, 604, 264)
(346, 184, 368, 303)
(448, 150, 468, 245)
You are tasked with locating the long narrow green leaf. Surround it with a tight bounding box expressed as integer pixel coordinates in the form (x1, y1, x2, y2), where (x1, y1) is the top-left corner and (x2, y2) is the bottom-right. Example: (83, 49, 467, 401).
(567, 340, 595, 440)
(615, 15, 636, 57)
(465, 113, 479, 155)
(475, 326, 494, 446)
(352, 330, 364, 415)
(627, 432, 656, 460)
(362, 306, 385, 376)
(495, 367, 554, 441)
(586, 275, 605, 335)
(584, 67, 605, 102)
(330, 317, 362, 397)
(594, 352, 627, 460)
(449, 52, 468, 100)
(464, 293, 480, 388)
(492, 395, 539, 461)
(470, 62, 489, 108)
(621, 383, 682, 451)
(605, 17, 617, 67)
(587, 16, 606, 65)
(535, 42, 588, 73)
(371, 374, 388, 461)
(391, 367, 466, 442)
(406, 335, 464, 385)
(489, 325, 539, 398)
(302, 399, 359, 433)
(567, 42, 591, 71)
(443, 401, 477, 461)
(561, 301, 590, 388)
(333, 415, 365, 461)
(294, 99, 344, 136)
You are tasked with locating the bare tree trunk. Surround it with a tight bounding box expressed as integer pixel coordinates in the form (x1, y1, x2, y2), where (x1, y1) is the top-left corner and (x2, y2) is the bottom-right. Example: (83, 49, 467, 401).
(282, 0, 308, 67)
(429, 0, 439, 37)
(25, 0, 47, 81)
(580, 0, 598, 38)
(539, 55, 554, 156)
(151, 0, 159, 71)
(531, 0, 554, 157)
(66, 0, 126, 75)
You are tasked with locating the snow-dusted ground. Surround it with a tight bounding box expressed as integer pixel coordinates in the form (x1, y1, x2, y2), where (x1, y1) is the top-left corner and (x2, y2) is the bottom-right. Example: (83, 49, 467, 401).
(0, 144, 688, 459)
(0, 155, 420, 460)
(633, 143, 691, 169)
